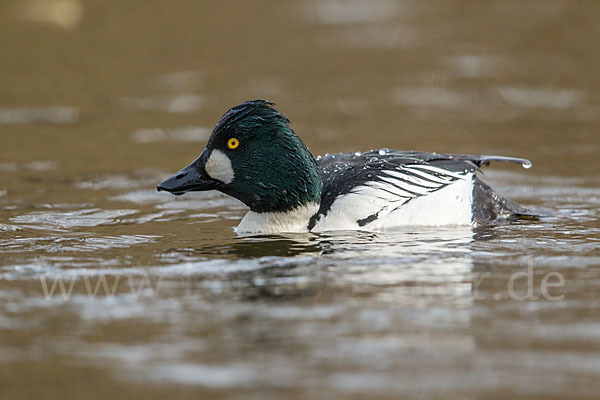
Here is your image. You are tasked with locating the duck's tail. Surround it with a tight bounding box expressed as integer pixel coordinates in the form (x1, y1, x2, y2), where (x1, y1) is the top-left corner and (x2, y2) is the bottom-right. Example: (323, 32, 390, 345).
(472, 178, 550, 225)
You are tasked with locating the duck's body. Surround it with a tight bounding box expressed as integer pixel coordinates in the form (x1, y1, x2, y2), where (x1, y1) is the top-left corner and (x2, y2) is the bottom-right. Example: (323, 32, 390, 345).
(235, 150, 532, 233)
(158, 100, 535, 234)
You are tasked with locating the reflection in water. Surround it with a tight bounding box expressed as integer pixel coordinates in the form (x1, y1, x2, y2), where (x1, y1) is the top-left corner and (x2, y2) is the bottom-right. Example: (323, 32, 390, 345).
(118, 94, 205, 114)
(152, 71, 204, 92)
(10, 208, 138, 229)
(303, 0, 399, 25)
(393, 87, 469, 107)
(316, 26, 420, 49)
(444, 54, 507, 78)
(0, 106, 78, 124)
(130, 126, 210, 143)
(496, 87, 584, 109)
(197, 235, 322, 258)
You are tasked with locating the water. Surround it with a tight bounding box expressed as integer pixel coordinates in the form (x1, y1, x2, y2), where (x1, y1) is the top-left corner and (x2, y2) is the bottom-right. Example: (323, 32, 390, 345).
(1, 1, 600, 399)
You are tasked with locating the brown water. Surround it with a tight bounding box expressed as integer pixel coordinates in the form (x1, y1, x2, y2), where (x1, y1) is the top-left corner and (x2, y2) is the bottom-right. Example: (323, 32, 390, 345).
(1, 1, 600, 399)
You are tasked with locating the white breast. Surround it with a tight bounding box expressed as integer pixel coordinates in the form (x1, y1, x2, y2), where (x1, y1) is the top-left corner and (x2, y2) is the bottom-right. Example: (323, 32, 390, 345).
(235, 202, 319, 234)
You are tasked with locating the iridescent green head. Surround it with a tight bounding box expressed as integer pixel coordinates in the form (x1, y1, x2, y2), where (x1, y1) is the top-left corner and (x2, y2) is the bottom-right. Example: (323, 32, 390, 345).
(158, 100, 322, 213)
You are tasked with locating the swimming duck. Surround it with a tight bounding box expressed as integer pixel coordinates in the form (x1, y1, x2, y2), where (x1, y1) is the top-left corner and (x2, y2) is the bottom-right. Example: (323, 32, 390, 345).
(157, 100, 534, 233)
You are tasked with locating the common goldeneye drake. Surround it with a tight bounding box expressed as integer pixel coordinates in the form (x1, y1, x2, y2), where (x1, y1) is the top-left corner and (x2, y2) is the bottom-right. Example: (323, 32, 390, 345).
(157, 100, 535, 233)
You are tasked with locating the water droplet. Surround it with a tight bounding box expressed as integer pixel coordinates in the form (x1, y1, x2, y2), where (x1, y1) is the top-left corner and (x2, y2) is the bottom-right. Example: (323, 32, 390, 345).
(369, 157, 378, 162)
(378, 148, 389, 155)
(354, 151, 362, 157)
(522, 160, 532, 169)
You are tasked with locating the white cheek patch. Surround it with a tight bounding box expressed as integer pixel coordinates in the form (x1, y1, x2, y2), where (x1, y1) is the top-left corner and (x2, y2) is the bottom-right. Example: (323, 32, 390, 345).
(205, 149, 234, 184)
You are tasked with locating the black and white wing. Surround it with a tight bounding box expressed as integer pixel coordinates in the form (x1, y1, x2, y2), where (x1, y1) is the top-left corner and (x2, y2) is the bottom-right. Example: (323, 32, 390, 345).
(309, 150, 532, 230)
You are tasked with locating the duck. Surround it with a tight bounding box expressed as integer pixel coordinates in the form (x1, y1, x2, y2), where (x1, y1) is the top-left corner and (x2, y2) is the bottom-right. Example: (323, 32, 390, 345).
(157, 100, 536, 233)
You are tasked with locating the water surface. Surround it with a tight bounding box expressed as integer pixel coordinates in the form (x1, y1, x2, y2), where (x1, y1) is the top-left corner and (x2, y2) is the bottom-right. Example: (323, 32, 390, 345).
(1, 1, 599, 399)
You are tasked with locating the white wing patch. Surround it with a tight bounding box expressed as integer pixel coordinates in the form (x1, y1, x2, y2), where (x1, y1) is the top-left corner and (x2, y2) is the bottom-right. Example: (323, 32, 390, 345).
(311, 165, 474, 231)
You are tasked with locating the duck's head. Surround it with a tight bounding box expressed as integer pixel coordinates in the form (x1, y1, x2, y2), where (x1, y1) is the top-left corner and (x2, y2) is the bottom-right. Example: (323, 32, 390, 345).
(157, 100, 322, 213)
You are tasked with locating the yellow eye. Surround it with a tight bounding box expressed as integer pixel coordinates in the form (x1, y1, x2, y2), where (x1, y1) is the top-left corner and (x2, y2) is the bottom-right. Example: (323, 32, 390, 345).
(227, 137, 239, 150)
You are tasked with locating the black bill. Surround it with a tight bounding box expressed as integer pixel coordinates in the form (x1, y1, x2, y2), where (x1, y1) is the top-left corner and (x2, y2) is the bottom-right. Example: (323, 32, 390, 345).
(157, 150, 221, 195)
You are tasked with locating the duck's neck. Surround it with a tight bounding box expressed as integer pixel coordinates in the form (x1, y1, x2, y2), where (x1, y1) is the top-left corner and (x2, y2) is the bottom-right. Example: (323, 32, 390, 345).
(235, 202, 320, 234)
